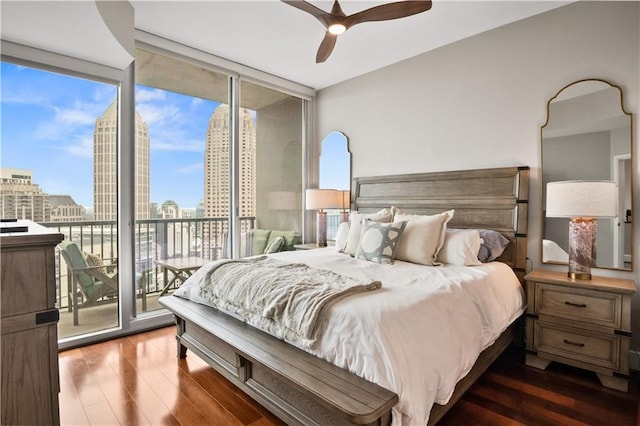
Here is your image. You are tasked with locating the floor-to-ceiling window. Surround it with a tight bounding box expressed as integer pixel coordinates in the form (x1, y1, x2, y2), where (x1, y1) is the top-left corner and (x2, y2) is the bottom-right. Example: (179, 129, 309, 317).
(1, 60, 121, 339)
(238, 80, 303, 257)
(1, 36, 311, 346)
(132, 50, 306, 294)
(133, 48, 232, 311)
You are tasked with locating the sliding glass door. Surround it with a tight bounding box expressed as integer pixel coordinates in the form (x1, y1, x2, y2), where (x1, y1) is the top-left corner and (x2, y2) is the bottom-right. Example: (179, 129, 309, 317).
(237, 81, 303, 258)
(1, 61, 120, 339)
(1, 41, 308, 346)
(133, 49, 230, 311)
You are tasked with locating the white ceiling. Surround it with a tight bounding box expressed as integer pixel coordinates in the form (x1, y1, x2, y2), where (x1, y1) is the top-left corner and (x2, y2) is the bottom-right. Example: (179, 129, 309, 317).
(132, 0, 571, 90)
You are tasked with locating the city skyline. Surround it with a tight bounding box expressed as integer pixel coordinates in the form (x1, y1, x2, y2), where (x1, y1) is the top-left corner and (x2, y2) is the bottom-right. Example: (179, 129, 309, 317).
(1, 62, 221, 209)
(2, 62, 349, 213)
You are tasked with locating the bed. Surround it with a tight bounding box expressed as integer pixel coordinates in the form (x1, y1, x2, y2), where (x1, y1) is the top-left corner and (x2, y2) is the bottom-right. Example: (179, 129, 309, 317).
(159, 166, 530, 425)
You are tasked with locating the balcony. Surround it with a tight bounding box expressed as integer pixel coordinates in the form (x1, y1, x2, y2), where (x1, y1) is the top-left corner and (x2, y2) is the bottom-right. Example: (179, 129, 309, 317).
(43, 217, 255, 339)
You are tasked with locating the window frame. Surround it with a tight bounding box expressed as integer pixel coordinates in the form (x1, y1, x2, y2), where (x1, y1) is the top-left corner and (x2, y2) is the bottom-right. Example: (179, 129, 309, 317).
(1, 34, 314, 349)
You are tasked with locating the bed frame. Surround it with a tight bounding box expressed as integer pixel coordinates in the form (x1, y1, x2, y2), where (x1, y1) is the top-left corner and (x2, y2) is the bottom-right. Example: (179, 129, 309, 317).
(159, 166, 530, 425)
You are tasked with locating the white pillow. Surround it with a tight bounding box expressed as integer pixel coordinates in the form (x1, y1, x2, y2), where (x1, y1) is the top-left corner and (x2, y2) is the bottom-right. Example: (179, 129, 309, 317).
(344, 208, 393, 256)
(438, 229, 483, 266)
(394, 210, 455, 265)
(334, 222, 350, 252)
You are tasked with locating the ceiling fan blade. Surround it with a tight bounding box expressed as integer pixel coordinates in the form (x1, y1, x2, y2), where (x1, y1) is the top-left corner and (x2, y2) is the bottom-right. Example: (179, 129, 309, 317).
(316, 32, 338, 63)
(345, 1, 432, 29)
(281, 0, 332, 27)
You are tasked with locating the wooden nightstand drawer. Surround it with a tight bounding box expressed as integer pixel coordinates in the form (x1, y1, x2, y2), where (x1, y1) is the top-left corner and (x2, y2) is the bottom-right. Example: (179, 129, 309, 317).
(525, 270, 635, 392)
(534, 321, 620, 370)
(535, 283, 621, 329)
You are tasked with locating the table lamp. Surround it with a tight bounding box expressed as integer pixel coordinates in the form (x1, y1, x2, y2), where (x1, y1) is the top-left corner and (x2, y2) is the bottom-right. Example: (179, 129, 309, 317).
(546, 180, 617, 280)
(305, 189, 340, 247)
(338, 190, 350, 223)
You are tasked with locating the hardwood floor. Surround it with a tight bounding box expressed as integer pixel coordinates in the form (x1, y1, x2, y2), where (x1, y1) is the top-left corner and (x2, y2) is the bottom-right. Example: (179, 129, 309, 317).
(59, 326, 638, 425)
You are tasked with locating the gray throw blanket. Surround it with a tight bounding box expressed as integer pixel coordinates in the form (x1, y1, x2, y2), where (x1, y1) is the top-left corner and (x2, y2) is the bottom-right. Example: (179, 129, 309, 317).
(193, 256, 381, 349)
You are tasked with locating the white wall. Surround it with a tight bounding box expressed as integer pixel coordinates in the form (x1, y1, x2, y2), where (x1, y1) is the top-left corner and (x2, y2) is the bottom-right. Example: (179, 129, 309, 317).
(316, 1, 640, 347)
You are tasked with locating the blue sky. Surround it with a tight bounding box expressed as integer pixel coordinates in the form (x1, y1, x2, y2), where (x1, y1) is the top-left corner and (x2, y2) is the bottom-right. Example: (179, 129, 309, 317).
(319, 131, 350, 191)
(2, 61, 348, 209)
(2, 61, 217, 208)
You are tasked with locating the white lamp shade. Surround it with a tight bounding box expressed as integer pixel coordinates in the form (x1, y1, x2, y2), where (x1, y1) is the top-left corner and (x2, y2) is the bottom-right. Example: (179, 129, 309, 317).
(305, 189, 340, 210)
(546, 180, 618, 218)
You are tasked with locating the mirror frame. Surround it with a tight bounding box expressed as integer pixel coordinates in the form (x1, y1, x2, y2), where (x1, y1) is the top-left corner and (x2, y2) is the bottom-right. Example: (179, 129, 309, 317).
(540, 78, 634, 271)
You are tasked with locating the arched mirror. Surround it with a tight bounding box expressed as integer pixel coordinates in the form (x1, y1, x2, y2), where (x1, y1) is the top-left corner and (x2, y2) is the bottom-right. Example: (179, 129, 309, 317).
(319, 131, 351, 239)
(541, 79, 633, 271)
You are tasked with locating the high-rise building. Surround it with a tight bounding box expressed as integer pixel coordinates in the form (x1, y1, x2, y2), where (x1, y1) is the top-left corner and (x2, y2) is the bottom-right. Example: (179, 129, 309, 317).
(204, 104, 256, 222)
(0, 168, 50, 222)
(202, 104, 256, 259)
(160, 200, 179, 219)
(48, 195, 85, 222)
(94, 102, 150, 220)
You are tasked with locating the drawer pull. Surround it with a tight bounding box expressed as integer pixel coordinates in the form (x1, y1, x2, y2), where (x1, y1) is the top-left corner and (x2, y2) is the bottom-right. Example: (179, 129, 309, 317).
(565, 301, 587, 308)
(563, 339, 585, 347)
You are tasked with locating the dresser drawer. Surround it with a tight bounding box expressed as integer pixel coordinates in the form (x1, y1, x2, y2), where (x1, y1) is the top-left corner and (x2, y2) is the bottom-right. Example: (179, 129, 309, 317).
(534, 321, 619, 370)
(534, 283, 621, 329)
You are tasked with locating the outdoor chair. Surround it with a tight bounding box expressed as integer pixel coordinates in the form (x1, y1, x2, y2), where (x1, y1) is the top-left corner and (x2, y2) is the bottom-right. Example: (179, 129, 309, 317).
(58, 240, 146, 326)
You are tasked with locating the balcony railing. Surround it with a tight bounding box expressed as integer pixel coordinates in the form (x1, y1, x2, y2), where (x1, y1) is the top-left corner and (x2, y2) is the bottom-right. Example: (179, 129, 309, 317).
(42, 216, 255, 312)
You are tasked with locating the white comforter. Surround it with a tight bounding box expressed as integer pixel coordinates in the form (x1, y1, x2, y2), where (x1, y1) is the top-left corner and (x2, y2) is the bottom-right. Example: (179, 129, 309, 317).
(176, 249, 525, 425)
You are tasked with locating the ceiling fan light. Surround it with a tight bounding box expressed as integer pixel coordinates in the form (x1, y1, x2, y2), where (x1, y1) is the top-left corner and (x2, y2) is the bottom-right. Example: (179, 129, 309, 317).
(328, 23, 346, 35)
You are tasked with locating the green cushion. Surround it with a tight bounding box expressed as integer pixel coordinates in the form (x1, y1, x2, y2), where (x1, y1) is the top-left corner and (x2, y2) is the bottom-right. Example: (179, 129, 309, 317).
(268, 230, 300, 251)
(264, 236, 285, 254)
(250, 229, 271, 255)
(60, 240, 95, 290)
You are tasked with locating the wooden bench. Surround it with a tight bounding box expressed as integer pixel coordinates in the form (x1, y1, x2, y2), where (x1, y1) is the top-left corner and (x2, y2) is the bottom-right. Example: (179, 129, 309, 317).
(159, 296, 398, 426)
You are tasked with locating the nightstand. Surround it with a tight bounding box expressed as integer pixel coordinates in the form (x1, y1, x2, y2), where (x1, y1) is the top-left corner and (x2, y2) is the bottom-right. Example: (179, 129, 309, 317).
(524, 270, 636, 392)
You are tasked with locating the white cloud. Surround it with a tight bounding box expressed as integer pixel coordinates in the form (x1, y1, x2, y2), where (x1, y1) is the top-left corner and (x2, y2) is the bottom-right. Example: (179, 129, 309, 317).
(136, 88, 166, 102)
(1, 88, 47, 105)
(176, 163, 204, 174)
(152, 136, 205, 152)
(92, 87, 117, 104)
(34, 86, 115, 141)
(55, 106, 96, 126)
(62, 135, 93, 159)
(136, 102, 180, 126)
(136, 97, 209, 153)
(35, 101, 103, 141)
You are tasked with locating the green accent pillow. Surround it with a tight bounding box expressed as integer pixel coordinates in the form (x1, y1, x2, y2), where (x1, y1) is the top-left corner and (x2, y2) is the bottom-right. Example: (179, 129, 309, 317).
(268, 230, 299, 251)
(264, 236, 285, 254)
(250, 229, 272, 255)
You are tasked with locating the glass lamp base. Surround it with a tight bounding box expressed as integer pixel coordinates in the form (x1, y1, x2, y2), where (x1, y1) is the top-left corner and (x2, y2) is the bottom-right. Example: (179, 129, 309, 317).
(567, 217, 597, 280)
(317, 211, 327, 247)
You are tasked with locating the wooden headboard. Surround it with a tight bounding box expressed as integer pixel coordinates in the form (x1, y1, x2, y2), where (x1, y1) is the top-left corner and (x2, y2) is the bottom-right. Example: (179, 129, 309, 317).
(351, 166, 530, 282)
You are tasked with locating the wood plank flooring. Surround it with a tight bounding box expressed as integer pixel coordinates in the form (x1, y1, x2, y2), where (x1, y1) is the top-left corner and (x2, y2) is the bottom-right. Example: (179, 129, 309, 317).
(59, 326, 638, 425)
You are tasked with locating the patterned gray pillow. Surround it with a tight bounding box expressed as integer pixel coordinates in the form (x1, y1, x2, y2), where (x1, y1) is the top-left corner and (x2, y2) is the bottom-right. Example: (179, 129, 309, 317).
(355, 219, 407, 264)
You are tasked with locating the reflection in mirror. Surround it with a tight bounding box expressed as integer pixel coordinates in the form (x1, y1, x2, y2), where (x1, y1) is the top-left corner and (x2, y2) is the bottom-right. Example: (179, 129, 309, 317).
(542, 79, 633, 270)
(319, 131, 351, 239)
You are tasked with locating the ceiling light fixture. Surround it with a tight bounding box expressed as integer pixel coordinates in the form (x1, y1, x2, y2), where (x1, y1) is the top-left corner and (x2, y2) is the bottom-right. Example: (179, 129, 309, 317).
(328, 23, 346, 35)
(282, 0, 433, 63)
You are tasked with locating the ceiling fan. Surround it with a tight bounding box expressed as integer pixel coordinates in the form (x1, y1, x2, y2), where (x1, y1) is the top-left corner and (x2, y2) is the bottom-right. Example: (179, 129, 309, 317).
(281, 0, 433, 63)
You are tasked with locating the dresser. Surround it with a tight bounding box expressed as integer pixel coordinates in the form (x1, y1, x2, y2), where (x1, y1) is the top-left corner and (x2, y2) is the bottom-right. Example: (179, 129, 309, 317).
(524, 269, 636, 392)
(1, 221, 64, 425)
